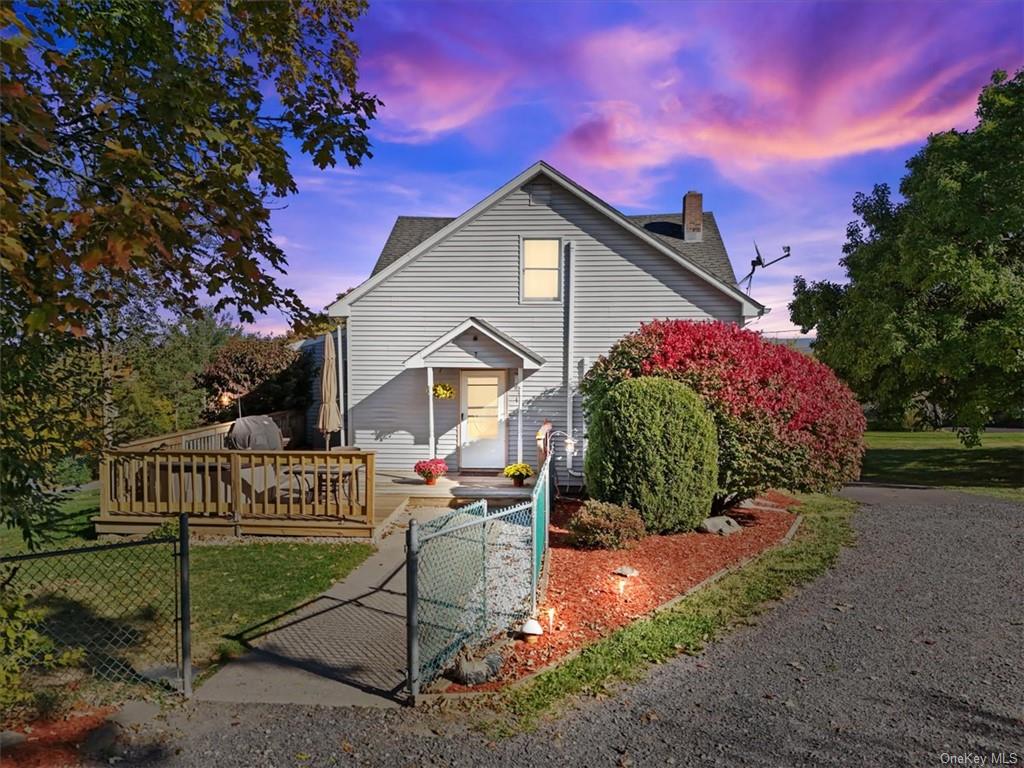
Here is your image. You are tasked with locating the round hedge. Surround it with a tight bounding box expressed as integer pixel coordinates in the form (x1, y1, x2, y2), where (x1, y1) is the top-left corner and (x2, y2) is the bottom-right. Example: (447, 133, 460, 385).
(584, 377, 718, 533)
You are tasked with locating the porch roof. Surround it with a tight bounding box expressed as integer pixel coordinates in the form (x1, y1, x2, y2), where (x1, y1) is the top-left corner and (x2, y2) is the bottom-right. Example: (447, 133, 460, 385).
(403, 317, 546, 370)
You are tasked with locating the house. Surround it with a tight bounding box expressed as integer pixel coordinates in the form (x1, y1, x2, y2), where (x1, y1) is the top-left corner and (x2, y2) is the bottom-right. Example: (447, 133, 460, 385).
(314, 161, 765, 483)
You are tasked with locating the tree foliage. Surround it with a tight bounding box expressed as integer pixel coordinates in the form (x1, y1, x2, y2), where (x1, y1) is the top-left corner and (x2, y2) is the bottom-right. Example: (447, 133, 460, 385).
(582, 321, 865, 510)
(790, 70, 1024, 443)
(1, 0, 379, 334)
(584, 377, 719, 533)
(198, 335, 312, 420)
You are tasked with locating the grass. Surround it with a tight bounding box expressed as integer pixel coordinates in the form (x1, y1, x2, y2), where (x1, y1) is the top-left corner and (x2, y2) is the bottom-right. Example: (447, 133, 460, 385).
(861, 430, 1024, 502)
(486, 493, 857, 734)
(2, 489, 373, 714)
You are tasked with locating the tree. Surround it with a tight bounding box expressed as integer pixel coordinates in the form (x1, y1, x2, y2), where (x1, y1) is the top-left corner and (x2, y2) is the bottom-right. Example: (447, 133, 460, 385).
(1, 0, 378, 541)
(197, 335, 312, 420)
(2, 0, 379, 334)
(790, 70, 1024, 443)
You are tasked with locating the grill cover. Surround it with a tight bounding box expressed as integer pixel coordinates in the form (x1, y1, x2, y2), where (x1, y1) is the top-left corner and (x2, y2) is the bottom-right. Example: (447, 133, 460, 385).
(226, 415, 284, 451)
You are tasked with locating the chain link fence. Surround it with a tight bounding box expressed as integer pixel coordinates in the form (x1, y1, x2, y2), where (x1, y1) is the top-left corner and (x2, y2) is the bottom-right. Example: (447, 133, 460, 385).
(0, 515, 192, 699)
(406, 457, 551, 695)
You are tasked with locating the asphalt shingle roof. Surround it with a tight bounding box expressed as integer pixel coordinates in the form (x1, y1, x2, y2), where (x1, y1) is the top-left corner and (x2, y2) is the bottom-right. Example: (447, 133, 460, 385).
(370, 211, 739, 286)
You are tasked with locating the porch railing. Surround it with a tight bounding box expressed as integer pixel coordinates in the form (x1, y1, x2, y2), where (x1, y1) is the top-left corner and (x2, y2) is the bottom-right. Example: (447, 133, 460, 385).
(99, 449, 375, 532)
(115, 409, 305, 452)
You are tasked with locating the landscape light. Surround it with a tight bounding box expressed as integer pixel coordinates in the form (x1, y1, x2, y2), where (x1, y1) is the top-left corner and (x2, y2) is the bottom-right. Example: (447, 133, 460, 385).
(521, 618, 544, 644)
(547, 607, 555, 632)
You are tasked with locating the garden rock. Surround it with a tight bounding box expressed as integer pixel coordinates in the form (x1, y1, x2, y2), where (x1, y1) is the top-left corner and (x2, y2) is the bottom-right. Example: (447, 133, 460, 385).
(698, 516, 741, 536)
(452, 653, 503, 685)
(1, 730, 26, 750)
(613, 565, 640, 578)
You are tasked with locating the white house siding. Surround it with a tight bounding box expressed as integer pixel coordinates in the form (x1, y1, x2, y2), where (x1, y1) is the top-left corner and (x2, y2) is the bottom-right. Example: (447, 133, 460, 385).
(345, 179, 742, 474)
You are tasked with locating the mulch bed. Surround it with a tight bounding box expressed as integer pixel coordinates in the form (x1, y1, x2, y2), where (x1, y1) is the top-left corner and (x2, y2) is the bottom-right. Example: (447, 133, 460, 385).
(446, 491, 799, 692)
(2, 706, 114, 768)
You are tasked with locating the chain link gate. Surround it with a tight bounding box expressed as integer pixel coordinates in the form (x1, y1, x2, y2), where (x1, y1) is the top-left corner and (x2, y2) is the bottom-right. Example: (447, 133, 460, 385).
(0, 513, 192, 698)
(406, 456, 551, 697)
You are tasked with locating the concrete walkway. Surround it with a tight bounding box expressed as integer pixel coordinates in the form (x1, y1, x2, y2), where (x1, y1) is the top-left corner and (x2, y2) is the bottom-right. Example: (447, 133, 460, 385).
(196, 506, 439, 708)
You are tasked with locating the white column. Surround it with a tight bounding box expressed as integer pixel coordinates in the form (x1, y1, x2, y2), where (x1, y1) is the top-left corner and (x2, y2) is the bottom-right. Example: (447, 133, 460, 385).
(516, 367, 524, 463)
(426, 367, 436, 458)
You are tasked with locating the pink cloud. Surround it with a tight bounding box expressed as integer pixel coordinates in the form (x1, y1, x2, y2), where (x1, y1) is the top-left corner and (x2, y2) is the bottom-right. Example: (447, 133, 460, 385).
(363, 33, 514, 144)
(551, 4, 1022, 202)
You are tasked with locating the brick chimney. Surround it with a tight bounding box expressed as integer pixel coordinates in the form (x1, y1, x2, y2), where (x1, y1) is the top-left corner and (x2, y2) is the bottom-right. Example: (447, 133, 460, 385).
(683, 190, 703, 242)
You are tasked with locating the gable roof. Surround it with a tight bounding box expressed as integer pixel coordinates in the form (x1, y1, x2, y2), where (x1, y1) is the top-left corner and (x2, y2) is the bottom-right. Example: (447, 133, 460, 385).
(403, 317, 546, 370)
(329, 161, 764, 318)
(372, 212, 738, 285)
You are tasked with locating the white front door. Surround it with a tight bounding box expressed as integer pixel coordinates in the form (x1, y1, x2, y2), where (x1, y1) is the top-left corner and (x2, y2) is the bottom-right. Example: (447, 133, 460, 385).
(459, 370, 507, 469)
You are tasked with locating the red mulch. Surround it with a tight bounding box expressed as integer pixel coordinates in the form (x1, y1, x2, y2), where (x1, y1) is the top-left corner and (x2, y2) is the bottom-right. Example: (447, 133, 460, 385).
(2, 707, 114, 768)
(447, 491, 799, 692)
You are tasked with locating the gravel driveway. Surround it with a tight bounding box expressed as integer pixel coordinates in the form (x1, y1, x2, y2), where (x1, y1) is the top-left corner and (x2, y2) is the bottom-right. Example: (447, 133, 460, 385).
(118, 488, 1023, 767)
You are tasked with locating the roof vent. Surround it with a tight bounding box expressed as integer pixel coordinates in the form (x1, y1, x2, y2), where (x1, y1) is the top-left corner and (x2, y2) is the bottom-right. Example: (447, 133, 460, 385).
(683, 190, 703, 243)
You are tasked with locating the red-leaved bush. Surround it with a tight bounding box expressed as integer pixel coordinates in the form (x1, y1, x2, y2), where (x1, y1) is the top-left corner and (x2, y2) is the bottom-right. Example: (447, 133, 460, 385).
(581, 320, 865, 509)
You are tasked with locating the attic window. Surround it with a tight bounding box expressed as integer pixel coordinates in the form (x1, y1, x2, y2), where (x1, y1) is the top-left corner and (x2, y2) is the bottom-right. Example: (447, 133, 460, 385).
(522, 239, 560, 301)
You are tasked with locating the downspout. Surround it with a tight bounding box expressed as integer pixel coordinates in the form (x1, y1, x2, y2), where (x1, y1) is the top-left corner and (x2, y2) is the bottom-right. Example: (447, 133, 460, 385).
(343, 320, 353, 446)
(335, 324, 345, 446)
(564, 240, 575, 473)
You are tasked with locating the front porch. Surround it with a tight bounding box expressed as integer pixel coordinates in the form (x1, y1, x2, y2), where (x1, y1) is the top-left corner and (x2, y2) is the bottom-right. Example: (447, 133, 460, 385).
(375, 468, 535, 505)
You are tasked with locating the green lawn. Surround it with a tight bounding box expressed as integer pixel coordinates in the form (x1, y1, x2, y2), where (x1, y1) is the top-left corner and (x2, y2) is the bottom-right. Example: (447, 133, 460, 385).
(2, 488, 373, 700)
(487, 493, 857, 734)
(861, 431, 1024, 502)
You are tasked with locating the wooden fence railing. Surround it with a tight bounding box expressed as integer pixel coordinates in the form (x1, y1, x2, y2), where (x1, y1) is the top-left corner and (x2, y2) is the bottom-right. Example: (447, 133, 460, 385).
(99, 449, 375, 534)
(115, 410, 306, 453)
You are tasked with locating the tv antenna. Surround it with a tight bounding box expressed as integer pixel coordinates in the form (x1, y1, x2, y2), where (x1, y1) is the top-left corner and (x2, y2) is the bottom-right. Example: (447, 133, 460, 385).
(741, 242, 791, 293)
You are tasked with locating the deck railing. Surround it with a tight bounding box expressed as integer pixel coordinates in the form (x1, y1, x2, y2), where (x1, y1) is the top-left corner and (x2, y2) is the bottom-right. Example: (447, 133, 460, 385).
(115, 410, 305, 452)
(99, 449, 375, 535)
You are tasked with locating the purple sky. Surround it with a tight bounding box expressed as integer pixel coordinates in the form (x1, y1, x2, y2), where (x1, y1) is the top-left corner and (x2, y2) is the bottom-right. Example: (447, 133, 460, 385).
(258, 0, 1023, 336)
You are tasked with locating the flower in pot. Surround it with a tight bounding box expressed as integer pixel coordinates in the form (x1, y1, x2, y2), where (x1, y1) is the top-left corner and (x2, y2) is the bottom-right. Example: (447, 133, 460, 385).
(503, 462, 534, 487)
(432, 383, 455, 400)
(414, 458, 449, 485)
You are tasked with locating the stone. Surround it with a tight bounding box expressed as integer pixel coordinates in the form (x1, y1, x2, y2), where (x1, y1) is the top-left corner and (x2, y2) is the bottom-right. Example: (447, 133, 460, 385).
(613, 565, 639, 578)
(82, 722, 120, 757)
(698, 516, 741, 536)
(107, 700, 160, 728)
(1, 730, 26, 750)
(452, 653, 503, 685)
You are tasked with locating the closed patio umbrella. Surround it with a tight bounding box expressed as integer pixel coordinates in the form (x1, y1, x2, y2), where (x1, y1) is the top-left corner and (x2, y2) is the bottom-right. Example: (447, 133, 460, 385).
(317, 332, 342, 448)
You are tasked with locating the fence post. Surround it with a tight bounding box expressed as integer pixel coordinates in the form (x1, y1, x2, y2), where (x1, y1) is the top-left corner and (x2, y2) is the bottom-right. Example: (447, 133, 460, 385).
(178, 512, 192, 698)
(480, 500, 488, 634)
(530, 491, 538, 618)
(230, 452, 243, 536)
(406, 519, 420, 700)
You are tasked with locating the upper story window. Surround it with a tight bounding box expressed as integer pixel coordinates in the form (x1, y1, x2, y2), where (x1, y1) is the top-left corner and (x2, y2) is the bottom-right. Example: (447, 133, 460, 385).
(521, 238, 561, 301)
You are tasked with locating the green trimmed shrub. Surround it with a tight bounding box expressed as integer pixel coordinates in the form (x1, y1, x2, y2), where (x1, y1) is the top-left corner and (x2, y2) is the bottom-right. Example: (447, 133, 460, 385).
(584, 377, 718, 533)
(568, 501, 646, 549)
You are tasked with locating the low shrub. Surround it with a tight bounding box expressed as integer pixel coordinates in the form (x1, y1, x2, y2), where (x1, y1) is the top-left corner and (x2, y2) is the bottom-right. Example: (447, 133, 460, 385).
(585, 377, 718, 533)
(568, 501, 646, 549)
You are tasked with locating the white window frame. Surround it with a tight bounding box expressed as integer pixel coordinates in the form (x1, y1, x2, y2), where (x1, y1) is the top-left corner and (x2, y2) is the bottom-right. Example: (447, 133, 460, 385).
(519, 236, 563, 303)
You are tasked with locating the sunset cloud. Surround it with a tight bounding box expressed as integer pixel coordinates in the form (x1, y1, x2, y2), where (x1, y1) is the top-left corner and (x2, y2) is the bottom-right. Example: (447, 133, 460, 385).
(251, 1, 1023, 335)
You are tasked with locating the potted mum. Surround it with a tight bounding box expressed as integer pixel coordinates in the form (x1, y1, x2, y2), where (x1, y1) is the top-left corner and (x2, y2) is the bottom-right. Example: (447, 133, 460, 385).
(414, 458, 449, 485)
(503, 462, 534, 487)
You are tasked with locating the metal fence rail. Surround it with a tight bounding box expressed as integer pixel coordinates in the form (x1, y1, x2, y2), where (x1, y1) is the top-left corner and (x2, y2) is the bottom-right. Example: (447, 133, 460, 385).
(0, 514, 192, 697)
(406, 456, 552, 697)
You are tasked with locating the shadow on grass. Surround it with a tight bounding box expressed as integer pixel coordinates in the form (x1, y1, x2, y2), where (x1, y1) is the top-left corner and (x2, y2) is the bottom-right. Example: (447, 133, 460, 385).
(861, 447, 1024, 488)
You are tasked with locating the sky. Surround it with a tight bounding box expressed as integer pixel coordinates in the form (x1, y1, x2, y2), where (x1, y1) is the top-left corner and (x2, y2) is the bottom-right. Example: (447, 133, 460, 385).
(258, 0, 1024, 337)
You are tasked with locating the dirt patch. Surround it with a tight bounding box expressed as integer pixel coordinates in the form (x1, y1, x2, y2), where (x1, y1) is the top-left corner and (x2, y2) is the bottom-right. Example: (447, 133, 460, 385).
(2, 706, 114, 768)
(447, 492, 798, 691)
